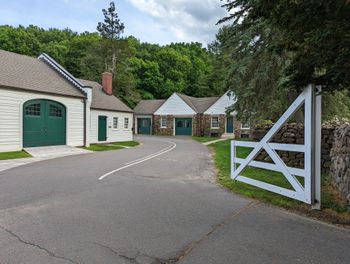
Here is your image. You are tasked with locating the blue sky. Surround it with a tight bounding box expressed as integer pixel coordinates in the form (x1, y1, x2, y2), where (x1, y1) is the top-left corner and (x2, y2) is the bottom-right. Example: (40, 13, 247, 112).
(0, 0, 228, 45)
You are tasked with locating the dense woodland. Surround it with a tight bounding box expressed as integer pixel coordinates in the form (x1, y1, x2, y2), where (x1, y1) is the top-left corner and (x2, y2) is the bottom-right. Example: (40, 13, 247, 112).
(0, 25, 221, 108)
(0, 0, 349, 122)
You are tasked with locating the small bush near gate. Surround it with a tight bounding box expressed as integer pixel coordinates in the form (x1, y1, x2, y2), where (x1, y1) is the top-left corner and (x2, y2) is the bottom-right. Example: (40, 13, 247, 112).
(209, 139, 350, 226)
(0, 151, 31, 160)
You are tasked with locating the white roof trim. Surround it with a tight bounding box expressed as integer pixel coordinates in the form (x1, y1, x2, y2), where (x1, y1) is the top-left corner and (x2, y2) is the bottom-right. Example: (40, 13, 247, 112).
(38, 53, 87, 96)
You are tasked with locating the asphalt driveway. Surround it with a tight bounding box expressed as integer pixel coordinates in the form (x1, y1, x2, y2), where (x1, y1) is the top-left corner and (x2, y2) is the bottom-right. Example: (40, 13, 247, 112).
(0, 136, 349, 264)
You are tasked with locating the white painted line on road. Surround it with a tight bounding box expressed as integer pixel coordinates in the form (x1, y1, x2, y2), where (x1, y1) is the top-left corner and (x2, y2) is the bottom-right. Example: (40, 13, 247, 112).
(98, 140, 177, 181)
(124, 143, 174, 165)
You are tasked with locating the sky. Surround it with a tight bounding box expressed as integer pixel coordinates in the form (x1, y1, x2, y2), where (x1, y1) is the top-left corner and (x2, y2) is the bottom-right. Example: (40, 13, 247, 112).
(0, 0, 229, 45)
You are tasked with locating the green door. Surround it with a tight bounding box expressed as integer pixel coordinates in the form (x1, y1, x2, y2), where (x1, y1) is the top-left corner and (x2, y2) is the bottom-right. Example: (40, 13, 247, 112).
(98, 116, 107, 141)
(138, 118, 151, 134)
(226, 117, 234, 133)
(23, 99, 66, 147)
(175, 118, 192, 135)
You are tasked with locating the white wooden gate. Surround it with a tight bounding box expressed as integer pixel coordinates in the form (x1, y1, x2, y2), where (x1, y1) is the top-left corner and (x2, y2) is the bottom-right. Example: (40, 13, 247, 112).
(231, 85, 322, 209)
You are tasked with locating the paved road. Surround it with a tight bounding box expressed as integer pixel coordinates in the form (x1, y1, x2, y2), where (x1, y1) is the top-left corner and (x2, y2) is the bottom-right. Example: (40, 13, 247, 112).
(0, 136, 349, 264)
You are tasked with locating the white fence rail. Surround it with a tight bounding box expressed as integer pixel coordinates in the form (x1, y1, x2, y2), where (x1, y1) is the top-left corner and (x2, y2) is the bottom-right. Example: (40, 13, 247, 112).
(230, 85, 322, 208)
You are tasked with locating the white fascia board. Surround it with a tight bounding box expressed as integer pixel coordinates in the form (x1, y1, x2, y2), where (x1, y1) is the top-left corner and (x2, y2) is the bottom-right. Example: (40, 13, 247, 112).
(38, 53, 88, 98)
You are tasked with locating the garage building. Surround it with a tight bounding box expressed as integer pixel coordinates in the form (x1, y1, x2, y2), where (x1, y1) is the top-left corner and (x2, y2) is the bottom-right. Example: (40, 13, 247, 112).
(0, 49, 133, 152)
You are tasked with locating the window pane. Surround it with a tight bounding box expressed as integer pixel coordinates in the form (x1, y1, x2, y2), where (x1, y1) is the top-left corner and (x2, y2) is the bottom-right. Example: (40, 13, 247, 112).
(25, 103, 41, 116)
(113, 117, 118, 128)
(241, 121, 250, 129)
(161, 116, 167, 127)
(211, 117, 219, 128)
(124, 118, 129, 129)
(177, 120, 183, 127)
(49, 105, 62, 117)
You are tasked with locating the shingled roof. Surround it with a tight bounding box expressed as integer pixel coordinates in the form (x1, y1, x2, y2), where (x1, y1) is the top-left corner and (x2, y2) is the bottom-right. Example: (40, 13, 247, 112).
(176, 93, 219, 113)
(0, 49, 85, 98)
(134, 99, 166, 114)
(79, 79, 133, 113)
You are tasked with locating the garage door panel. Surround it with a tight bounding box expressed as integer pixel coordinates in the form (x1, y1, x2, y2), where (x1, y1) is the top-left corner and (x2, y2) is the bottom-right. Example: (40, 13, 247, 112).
(23, 99, 66, 147)
(175, 118, 192, 135)
(138, 118, 151, 134)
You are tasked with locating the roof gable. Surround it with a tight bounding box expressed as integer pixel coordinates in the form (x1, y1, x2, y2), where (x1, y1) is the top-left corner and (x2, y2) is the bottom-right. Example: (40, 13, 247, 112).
(79, 79, 133, 113)
(154, 93, 196, 115)
(204, 91, 236, 115)
(0, 49, 86, 98)
(134, 99, 166, 114)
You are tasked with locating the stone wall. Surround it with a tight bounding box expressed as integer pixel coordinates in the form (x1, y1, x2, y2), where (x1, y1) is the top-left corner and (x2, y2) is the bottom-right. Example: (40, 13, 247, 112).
(193, 114, 202, 136)
(202, 114, 226, 137)
(330, 125, 350, 204)
(251, 123, 336, 172)
(153, 115, 174, 136)
(234, 120, 252, 139)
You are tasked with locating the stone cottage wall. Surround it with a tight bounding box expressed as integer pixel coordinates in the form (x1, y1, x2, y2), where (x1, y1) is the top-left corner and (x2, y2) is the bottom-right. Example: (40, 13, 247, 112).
(202, 114, 226, 137)
(251, 123, 336, 172)
(153, 115, 174, 136)
(330, 124, 350, 204)
(193, 114, 202, 136)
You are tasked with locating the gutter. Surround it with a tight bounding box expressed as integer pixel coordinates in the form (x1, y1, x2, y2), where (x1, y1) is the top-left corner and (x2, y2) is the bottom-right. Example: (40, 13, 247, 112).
(83, 99, 86, 146)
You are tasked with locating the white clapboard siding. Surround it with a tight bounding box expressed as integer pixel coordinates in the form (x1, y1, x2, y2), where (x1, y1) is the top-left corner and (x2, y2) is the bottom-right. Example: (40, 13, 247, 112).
(204, 91, 236, 115)
(0, 87, 85, 152)
(154, 93, 196, 115)
(90, 109, 133, 143)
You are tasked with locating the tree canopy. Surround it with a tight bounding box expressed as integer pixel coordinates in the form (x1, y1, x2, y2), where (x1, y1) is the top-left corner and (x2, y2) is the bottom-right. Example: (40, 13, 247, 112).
(0, 25, 220, 108)
(215, 0, 350, 122)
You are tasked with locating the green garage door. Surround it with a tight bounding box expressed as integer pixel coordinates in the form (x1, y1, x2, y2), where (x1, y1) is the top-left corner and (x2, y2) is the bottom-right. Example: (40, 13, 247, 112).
(175, 118, 192, 135)
(138, 118, 151, 134)
(23, 99, 66, 147)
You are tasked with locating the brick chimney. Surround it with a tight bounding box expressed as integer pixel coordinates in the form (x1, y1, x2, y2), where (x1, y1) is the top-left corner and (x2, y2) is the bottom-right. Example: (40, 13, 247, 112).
(102, 72, 113, 95)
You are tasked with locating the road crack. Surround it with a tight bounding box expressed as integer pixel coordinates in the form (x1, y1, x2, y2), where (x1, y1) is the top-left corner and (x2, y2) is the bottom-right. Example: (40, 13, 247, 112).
(93, 201, 257, 264)
(172, 201, 259, 262)
(0, 225, 79, 264)
(93, 242, 177, 264)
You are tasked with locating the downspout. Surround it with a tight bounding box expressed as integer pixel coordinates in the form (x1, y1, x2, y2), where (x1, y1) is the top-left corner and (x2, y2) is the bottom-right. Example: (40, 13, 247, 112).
(83, 99, 87, 146)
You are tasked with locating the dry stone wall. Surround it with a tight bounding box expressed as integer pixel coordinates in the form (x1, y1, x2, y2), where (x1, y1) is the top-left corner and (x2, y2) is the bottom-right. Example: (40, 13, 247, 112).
(251, 123, 335, 172)
(330, 125, 350, 204)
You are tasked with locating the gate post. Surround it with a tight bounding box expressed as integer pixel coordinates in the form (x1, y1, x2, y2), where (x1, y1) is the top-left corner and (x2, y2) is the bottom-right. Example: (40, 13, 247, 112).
(312, 85, 322, 210)
(231, 140, 236, 176)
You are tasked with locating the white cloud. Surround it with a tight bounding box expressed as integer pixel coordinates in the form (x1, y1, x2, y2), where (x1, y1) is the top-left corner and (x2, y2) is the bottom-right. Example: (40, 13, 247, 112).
(126, 0, 228, 44)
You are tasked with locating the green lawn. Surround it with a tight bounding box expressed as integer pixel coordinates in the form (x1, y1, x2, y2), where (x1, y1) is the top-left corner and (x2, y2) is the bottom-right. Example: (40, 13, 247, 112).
(83, 141, 139, 151)
(192, 136, 220, 143)
(112, 141, 140, 147)
(209, 139, 350, 219)
(0, 151, 31, 160)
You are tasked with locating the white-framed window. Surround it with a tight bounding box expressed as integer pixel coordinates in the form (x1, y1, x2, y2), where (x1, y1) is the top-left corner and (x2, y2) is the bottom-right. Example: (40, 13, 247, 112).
(241, 121, 250, 129)
(124, 117, 129, 129)
(113, 117, 118, 129)
(211, 116, 219, 128)
(160, 116, 167, 128)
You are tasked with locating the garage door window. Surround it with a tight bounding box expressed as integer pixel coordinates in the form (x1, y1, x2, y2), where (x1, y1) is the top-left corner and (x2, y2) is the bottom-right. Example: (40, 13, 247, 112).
(49, 105, 62, 117)
(25, 103, 41, 116)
